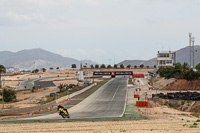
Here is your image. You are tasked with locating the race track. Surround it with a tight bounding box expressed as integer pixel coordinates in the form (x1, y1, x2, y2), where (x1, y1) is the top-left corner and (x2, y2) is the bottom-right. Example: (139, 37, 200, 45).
(22, 77, 128, 120)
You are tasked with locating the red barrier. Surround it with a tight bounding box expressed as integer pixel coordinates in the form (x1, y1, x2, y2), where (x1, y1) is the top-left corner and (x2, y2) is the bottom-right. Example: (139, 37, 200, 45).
(143, 101, 146, 107)
(134, 94, 140, 98)
(136, 101, 139, 107)
(136, 101, 149, 107)
(146, 101, 149, 107)
(132, 74, 144, 78)
(139, 101, 143, 107)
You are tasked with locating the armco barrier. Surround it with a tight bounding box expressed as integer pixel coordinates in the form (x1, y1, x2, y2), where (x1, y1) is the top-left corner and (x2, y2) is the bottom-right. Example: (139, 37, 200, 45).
(136, 101, 148, 107)
(0, 84, 95, 116)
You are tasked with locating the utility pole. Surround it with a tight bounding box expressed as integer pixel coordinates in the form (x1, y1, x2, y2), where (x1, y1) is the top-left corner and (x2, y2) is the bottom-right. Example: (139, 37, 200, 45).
(191, 37, 195, 69)
(189, 33, 192, 67)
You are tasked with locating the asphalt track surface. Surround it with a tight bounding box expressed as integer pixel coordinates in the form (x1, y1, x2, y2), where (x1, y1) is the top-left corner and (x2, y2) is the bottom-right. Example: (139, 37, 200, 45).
(22, 77, 128, 120)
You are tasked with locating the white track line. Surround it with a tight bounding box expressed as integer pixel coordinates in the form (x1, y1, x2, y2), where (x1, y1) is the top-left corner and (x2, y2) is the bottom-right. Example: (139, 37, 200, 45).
(111, 86, 120, 101)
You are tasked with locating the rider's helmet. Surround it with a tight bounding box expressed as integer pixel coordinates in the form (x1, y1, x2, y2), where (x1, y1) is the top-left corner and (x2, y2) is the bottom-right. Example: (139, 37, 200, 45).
(57, 104, 60, 107)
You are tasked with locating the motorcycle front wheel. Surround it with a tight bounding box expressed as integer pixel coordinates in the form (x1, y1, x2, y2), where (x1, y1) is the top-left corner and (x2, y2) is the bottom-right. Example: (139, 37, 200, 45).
(60, 112, 66, 119)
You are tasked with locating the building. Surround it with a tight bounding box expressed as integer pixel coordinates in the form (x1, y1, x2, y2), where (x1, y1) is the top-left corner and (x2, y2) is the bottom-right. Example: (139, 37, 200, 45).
(157, 51, 176, 68)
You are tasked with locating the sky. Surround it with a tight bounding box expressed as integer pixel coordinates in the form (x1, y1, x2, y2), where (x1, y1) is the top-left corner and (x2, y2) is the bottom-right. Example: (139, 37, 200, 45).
(1, 0, 200, 64)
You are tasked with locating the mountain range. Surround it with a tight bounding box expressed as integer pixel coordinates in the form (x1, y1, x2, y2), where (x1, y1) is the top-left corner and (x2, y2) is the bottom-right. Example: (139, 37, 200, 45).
(0, 48, 96, 70)
(0, 46, 200, 71)
(118, 45, 200, 67)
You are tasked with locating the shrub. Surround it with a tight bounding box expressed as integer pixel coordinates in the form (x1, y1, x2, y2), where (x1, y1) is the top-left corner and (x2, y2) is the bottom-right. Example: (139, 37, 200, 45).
(0, 89, 16, 102)
(157, 62, 200, 80)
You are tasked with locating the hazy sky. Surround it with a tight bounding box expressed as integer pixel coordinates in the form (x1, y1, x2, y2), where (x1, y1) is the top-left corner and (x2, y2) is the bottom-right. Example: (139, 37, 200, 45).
(1, 0, 200, 64)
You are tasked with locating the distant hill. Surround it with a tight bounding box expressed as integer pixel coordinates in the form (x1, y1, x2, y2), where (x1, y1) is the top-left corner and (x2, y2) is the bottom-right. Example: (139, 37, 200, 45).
(0, 48, 96, 70)
(118, 45, 200, 67)
(176, 45, 200, 66)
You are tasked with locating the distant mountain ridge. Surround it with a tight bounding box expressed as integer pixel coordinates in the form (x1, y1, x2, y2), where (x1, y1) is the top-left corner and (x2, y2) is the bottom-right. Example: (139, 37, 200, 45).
(1, 46, 200, 71)
(118, 45, 200, 67)
(0, 48, 96, 70)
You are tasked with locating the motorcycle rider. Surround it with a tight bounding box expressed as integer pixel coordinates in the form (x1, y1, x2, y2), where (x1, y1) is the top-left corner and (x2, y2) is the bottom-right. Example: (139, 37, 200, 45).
(57, 104, 70, 118)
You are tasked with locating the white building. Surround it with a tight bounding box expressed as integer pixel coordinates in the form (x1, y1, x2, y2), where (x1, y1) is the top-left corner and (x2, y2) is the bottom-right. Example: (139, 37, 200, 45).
(157, 51, 176, 68)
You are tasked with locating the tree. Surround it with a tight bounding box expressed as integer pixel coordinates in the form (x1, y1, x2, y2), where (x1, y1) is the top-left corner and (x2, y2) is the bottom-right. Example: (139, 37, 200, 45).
(107, 65, 112, 69)
(126, 64, 131, 69)
(32, 69, 39, 73)
(146, 66, 149, 69)
(42, 68, 46, 72)
(100, 64, 106, 69)
(154, 65, 156, 68)
(195, 63, 200, 71)
(72, 64, 77, 69)
(157, 62, 200, 80)
(0, 65, 6, 88)
(120, 64, 124, 69)
(56, 67, 60, 71)
(95, 64, 99, 69)
(140, 64, 144, 68)
(49, 67, 54, 70)
(58, 83, 69, 92)
(183, 68, 199, 80)
(58, 83, 64, 92)
(90, 65, 94, 69)
(114, 64, 118, 69)
(0, 89, 16, 102)
(134, 65, 137, 69)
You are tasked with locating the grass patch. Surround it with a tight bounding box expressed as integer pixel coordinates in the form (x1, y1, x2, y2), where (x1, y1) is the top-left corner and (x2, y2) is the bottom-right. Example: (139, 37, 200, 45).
(120, 129, 126, 132)
(163, 112, 170, 115)
(193, 122, 198, 126)
(190, 125, 198, 128)
(179, 113, 190, 117)
(190, 122, 198, 128)
(41, 83, 100, 105)
(183, 124, 187, 126)
(191, 113, 200, 118)
(196, 120, 200, 122)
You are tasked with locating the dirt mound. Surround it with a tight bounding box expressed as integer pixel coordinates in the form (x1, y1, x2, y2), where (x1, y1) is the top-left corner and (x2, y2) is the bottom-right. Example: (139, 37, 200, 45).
(150, 98, 200, 113)
(149, 77, 176, 89)
(162, 79, 200, 90)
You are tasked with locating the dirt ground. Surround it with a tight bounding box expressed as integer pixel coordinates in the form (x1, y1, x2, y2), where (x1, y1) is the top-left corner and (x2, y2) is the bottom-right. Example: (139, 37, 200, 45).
(0, 70, 81, 109)
(1, 69, 200, 132)
(0, 119, 199, 133)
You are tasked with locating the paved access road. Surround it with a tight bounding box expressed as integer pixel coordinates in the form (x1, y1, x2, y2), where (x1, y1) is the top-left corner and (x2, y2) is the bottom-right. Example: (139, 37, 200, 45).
(23, 77, 128, 120)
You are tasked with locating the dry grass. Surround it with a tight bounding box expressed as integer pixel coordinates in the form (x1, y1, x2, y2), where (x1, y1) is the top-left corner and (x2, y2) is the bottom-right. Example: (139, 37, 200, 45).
(0, 120, 199, 133)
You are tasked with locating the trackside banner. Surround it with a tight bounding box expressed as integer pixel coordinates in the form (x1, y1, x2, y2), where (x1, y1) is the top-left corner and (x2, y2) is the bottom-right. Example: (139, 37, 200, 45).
(93, 71, 133, 75)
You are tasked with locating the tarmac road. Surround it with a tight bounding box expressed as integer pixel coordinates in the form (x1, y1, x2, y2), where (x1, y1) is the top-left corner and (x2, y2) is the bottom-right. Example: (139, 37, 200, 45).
(23, 77, 128, 120)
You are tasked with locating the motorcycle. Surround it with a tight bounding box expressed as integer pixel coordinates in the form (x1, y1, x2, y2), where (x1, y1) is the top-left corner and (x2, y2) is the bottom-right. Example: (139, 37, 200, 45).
(58, 108, 70, 119)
